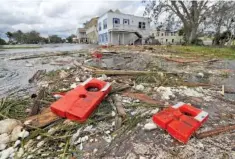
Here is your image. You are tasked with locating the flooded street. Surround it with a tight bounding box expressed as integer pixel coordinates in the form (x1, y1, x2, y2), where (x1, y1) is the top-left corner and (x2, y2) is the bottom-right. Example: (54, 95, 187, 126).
(0, 44, 96, 97)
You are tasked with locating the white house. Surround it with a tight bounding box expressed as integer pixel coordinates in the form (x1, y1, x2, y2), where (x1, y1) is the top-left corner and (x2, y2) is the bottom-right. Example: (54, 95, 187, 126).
(151, 29, 183, 45)
(85, 17, 99, 44)
(97, 9, 151, 45)
(76, 28, 88, 43)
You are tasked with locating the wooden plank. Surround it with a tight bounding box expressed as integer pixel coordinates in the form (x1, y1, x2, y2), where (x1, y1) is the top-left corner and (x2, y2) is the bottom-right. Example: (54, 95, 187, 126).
(93, 70, 177, 76)
(25, 107, 60, 128)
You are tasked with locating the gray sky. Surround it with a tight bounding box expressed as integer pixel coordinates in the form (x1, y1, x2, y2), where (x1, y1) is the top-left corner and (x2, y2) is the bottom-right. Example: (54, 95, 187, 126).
(0, 0, 146, 38)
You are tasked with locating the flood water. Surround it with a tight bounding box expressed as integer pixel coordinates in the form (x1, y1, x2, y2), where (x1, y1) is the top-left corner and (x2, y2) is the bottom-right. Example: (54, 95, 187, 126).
(0, 44, 96, 98)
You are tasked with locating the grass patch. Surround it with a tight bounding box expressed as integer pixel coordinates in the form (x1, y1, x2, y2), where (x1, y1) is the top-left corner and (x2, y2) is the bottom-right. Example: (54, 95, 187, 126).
(167, 45, 235, 59)
(0, 45, 41, 49)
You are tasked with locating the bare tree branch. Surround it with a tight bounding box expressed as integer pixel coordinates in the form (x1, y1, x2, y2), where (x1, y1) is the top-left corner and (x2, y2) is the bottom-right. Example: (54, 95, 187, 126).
(178, 1, 191, 20)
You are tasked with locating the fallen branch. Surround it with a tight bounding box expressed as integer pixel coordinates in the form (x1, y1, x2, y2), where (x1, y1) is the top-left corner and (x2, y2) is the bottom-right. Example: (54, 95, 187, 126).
(93, 69, 178, 76)
(28, 70, 46, 83)
(181, 82, 212, 87)
(30, 88, 46, 116)
(203, 59, 219, 63)
(196, 124, 235, 139)
(10, 51, 72, 60)
(80, 65, 102, 71)
(164, 57, 202, 63)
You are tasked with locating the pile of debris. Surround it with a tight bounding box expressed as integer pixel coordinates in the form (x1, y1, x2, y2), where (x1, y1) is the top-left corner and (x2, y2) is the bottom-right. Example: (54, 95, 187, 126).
(0, 45, 235, 159)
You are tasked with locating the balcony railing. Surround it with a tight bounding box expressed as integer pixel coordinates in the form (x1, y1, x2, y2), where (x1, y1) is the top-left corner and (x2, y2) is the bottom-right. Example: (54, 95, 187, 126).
(111, 24, 146, 32)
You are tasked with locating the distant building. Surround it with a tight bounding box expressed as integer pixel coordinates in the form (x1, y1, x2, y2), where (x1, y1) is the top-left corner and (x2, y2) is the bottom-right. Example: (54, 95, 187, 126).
(152, 29, 183, 44)
(72, 37, 78, 43)
(97, 9, 151, 45)
(84, 17, 99, 44)
(76, 28, 88, 43)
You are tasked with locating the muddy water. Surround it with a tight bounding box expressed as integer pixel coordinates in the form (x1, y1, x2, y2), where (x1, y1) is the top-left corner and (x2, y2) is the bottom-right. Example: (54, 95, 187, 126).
(0, 44, 96, 98)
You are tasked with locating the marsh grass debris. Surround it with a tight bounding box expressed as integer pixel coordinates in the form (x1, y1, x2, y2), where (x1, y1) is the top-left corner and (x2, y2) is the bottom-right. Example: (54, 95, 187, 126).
(1, 45, 235, 158)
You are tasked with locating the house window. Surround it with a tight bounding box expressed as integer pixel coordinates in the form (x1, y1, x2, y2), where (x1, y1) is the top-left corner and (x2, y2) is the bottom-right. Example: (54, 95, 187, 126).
(99, 33, 108, 43)
(98, 22, 102, 31)
(113, 18, 120, 24)
(172, 39, 174, 43)
(138, 22, 146, 29)
(123, 19, 129, 25)
(171, 32, 174, 36)
(165, 32, 169, 36)
(161, 33, 164, 36)
(142, 22, 145, 29)
(103, 19, 107, 29)
(166, 39, 168, 42)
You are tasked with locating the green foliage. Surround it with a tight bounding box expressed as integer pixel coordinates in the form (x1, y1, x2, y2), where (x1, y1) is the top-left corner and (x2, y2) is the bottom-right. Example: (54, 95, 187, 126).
(5, 30, 63, 44)
(178, 28, 184, 36)
(213, 31, 232, 45)
(66, 34, 76, 43)
(0, 38, 6, 45)
(49, 35, 63, 43)
(5, 30, 43, 44)
(6, 32, 13, 42)
(1, 46, 41, 49)
(191, 39, 204, 46)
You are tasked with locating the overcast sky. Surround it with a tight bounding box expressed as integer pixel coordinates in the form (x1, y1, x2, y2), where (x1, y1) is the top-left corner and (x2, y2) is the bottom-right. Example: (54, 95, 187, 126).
(0, 0, 147, 39)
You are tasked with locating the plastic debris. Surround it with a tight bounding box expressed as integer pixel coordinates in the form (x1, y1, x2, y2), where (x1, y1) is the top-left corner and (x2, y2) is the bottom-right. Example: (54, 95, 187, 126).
(152, 102, 208, 143)
(51, 78, 111, 122)
(144, 122, 158, 131)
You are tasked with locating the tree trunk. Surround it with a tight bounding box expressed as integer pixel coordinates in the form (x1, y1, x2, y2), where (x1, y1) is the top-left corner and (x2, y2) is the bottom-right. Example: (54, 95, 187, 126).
(184, 24, 198, 44)
(188, 26, 198, 44)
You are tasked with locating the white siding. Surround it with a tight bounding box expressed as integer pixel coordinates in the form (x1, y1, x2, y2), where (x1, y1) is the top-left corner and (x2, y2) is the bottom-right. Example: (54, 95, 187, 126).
(98, 11, 150, 45)
(151, 30, 183, 44)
